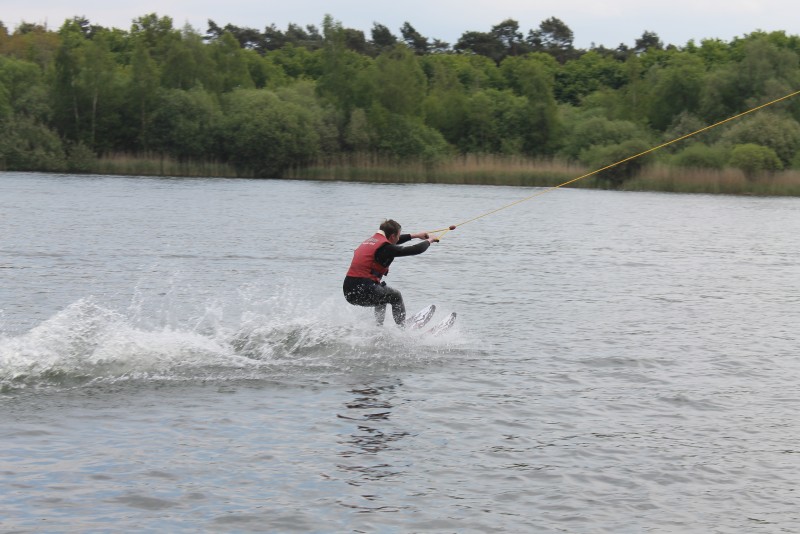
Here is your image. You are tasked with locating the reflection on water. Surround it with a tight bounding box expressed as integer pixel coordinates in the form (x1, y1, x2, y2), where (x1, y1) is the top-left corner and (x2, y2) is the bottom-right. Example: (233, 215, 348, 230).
(336, 381, 412, 513)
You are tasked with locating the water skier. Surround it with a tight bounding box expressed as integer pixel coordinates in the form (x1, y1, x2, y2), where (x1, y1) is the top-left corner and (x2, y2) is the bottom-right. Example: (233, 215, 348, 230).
(343, 219, 438, 326)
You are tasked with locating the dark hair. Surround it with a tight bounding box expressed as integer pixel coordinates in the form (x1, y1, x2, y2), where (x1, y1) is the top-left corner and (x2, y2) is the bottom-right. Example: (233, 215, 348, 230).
(380, 219, 402, 237)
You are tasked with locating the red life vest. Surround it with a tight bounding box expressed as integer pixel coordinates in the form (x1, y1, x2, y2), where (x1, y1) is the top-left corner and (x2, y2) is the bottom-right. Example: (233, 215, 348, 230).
(346, 232, 390, 282)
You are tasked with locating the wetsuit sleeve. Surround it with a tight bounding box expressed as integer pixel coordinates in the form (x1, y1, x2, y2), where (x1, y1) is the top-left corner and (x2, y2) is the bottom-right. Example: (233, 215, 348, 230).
(397, 234, 412, 245)
(375, 240, 430, 264)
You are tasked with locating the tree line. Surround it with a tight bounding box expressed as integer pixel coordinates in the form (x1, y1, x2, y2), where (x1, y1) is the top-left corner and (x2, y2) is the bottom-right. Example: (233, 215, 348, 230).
(2, 14, 800, 182)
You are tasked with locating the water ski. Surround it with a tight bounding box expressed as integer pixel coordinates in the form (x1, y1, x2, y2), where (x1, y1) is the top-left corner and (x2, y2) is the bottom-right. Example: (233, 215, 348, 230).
(427, 312, 457, 336)
(406, 304, 436, 330)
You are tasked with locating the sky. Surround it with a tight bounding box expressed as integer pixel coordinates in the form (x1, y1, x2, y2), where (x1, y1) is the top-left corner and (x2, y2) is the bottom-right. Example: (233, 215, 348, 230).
(2, 0, 798, 49)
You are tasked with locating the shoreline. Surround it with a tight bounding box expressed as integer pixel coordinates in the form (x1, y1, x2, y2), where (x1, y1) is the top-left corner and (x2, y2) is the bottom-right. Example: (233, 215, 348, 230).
(7, 154, 800, 196)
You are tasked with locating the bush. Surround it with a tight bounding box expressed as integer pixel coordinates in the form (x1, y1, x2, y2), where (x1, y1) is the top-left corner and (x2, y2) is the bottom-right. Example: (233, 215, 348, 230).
(791, 151, 800, 170)
(729, 143, 782, 179)
(721, 112, 800, 166)
(560, 115, 646, 160)
(580, 139, 652, 187)
(671, 143, 728, 169)
(65, 141, 97, 172)
(0, 116, 66, 171)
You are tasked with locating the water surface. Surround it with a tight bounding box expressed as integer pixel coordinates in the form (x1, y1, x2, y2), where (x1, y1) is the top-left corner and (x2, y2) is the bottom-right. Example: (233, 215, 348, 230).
(2, 172, 799, 532)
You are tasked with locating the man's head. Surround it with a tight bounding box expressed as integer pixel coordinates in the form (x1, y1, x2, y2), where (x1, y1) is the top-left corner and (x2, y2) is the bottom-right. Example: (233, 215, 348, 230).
(380, 219, 402, 243)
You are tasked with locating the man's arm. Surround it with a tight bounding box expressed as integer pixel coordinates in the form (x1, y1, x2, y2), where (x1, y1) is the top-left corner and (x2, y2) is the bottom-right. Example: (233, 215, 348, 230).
(375, 240, 431, 264)
(400, 231, 435, 243)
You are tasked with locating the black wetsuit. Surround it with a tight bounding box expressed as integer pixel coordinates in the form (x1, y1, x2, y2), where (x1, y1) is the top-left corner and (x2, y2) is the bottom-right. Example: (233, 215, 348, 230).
(343, 234, 430, 326)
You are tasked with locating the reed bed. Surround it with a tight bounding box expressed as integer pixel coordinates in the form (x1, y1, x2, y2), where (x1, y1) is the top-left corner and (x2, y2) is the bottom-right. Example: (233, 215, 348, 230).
(624, 164, 800, 196)
(72, 152, 800, 196)
(287, 153, 591, 188)
(90, 153, 245, 178)
(290, 154, 800, 196)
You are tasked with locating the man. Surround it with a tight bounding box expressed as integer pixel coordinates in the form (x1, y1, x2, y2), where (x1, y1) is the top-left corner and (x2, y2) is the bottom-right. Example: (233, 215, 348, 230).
(343, 219, 438, 326)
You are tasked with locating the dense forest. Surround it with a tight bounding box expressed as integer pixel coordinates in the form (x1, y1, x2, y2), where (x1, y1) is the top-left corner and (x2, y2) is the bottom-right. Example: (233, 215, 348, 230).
(2, 13, 800, 186)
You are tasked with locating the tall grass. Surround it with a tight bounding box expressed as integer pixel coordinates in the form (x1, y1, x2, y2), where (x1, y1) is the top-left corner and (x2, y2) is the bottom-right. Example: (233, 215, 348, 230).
(77, 152, 800, 196)
(89, 152, 246, 178)
(289, 153, 800, 196)
(286, 153, 592, 187)
(625, 164, 800, 196)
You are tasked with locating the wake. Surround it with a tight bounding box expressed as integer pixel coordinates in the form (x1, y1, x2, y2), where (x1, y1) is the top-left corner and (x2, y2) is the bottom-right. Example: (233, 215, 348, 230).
(0, 294, 463, 393)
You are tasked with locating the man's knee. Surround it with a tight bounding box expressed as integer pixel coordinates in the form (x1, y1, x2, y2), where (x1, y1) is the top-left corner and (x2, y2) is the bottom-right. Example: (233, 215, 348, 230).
(387, 288, 403, 304)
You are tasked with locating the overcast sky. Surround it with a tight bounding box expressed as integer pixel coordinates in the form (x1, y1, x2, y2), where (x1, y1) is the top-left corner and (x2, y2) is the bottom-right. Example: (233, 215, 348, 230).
(3, 0, 798, 49)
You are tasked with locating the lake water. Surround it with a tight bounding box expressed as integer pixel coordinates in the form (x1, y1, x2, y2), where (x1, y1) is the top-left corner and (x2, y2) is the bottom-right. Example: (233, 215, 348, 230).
(1, 171, 799, 532)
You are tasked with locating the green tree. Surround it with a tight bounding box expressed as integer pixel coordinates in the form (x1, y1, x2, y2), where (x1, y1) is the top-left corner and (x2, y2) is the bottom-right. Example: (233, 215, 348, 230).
(729, 143, 782, 179)
(269, 44, 323, 79)
(454, 31, 505, 64)
(1, 22, 60, 67)
(422, 58, 469, 145)
(128, 39, 161, 150)
(527, 17, 577, 63)
(634, 31, 663, 53)
(367, 104, 450, 161)
(370, 23, 397, 54)
(617, 55, 649, 123)
(285, 23, 323, 50)
(422, 53, 503, 92)
(697, 66, 740, 123)
(0, 56, 48, 119)
(150, 88, 221, 159)
(275, 80, 339, 154)
(555, 51, 626, 105)
(317, 16, 372, 114)
(210, 32, 255, 92)
(79, 31, 117, 147)
(245, 50, 288, 88)
(690, 38, 733, 67)
(53, 20, 87, 141)
(344, 107, 373, 151)
(700, 36, 800, 122)
(737, 36, 799, 95)
(458, 89, 531, 154)
(645, 52, 705, 130)
(218, 87, 324, 176)
(500, 54, 560, 154)
(720, 112, 800, 165)
(130, 13, 179, 64)
(162, 26, 217, 90)
(400, 22, 429, 55)
(492, 19, 527, 57)
(371, 44, 426, 116)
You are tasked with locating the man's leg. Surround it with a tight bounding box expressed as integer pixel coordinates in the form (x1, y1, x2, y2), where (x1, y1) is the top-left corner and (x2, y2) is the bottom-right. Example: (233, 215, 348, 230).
(344, 279, 405, 326)
(373, 283, 405, 326)
(373, 303, 387, 326)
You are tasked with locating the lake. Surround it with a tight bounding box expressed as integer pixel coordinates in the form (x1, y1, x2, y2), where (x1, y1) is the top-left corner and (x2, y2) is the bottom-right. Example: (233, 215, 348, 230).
(2, 171, 799, 532)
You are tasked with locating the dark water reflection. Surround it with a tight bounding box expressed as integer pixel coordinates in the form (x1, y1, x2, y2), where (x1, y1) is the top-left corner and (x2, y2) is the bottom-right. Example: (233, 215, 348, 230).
(336, 381, 413, 515)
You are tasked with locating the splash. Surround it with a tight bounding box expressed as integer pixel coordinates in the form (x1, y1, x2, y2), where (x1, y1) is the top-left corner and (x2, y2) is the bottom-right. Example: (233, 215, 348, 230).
(0, 293, 462, 393)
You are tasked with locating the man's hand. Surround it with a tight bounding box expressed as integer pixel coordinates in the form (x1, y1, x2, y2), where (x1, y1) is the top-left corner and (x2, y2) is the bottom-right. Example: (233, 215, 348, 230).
(411, 231, 429, 240)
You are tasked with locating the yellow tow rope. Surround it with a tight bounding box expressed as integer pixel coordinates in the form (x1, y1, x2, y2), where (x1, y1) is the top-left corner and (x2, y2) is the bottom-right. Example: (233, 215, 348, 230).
(428, 89, 800, 241)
